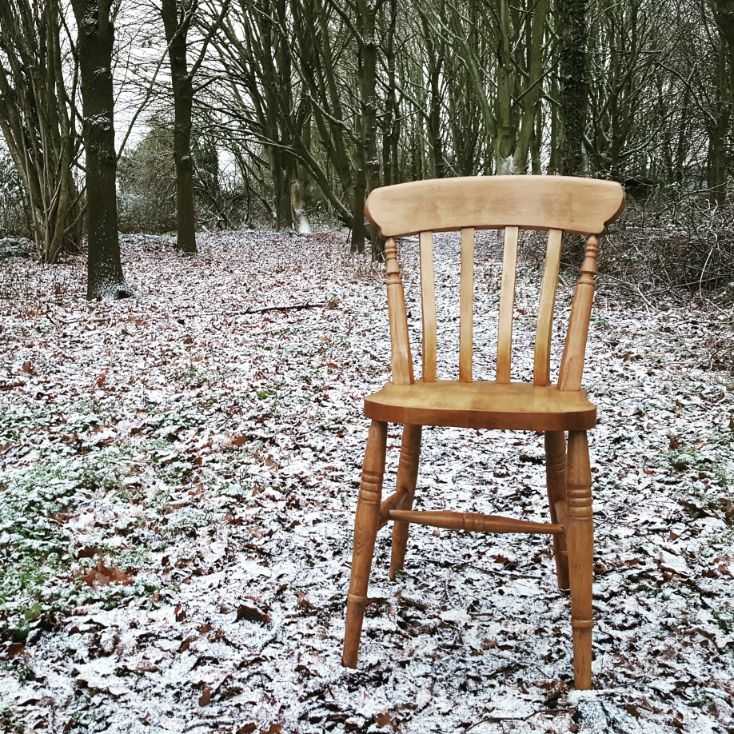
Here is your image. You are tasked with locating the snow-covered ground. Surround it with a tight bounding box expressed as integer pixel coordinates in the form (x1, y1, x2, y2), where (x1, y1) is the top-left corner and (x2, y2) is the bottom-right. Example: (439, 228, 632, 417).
(0, 230, 732, 733)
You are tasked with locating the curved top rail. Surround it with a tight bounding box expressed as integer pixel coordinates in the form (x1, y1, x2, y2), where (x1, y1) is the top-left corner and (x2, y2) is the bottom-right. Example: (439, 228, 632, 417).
(365, 176, 625, 236)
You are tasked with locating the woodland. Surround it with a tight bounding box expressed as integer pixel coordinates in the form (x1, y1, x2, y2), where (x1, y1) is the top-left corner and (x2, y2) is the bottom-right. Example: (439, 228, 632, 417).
(1, 0, 734, 733)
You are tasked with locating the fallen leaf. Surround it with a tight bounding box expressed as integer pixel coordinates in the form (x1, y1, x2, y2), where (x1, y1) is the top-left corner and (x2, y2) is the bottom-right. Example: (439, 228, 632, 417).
(236, 603, 271, 625)
(81, 559, 133, 587)
(198, 684, 211, 706)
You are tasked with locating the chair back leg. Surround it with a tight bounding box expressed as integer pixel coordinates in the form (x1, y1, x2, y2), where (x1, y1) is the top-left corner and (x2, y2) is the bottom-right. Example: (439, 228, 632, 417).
(343, 420, 388, 667)
(389, 425, 422, 580)
(566, 430, 594, 689)
(544, 431, 569, 588)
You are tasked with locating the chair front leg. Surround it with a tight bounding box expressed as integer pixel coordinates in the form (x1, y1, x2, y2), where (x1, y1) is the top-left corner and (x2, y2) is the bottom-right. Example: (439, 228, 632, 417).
(389, 424, 422, 580)
(343, 420, 388, 667)
(566, 430, 594, 690)
(544, 431, 569, 589)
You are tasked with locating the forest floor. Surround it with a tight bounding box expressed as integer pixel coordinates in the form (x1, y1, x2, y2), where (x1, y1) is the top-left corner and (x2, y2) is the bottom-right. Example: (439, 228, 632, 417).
(0, 229, 732, 734)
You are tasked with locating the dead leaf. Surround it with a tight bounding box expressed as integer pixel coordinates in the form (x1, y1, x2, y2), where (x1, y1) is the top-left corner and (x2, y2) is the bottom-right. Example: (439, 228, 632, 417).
(198, 684, 211, 706)
(81, 559, 133, 587)
(236, 603, 271, 624)
(376, 711, 392, 727)
(21, 361, 36, 375)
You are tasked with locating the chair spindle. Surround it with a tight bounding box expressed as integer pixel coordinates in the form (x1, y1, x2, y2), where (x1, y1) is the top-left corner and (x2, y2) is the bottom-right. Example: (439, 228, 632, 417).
(459, 227, 475, 382)
(385, 237, 414, 385)
(534, 228, 563, 386)
(497, 226, 519, 383)
(419, 231, 437, 382)
(558, 235, 600, 391)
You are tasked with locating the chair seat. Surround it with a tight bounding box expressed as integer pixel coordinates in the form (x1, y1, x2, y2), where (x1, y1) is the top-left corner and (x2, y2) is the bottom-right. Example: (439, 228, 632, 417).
(364, 380, 596, 431)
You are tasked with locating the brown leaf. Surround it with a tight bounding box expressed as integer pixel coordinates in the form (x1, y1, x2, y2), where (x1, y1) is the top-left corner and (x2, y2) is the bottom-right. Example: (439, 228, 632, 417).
(229, 434, 248, 447)
(376, 712, 392, 727)
(198, 684, 211, 706)
(236, 603, 271, 624)
(261, 725, 283, 734)
(178, 636, 196, 652)
(3, 642, 26, 659)
(96, 373, 107, 387)
(81, 559, 133, 587)
(21, 361, 36, 375)
(237, 725, 257, 734)
(174, 605, 187, 622)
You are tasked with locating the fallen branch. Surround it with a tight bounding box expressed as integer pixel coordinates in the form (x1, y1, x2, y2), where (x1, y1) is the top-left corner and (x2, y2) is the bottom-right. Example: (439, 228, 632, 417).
(48, 301, 331, 326)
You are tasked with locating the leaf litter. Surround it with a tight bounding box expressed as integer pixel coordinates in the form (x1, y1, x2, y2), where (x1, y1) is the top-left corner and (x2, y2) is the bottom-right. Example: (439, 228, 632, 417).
(0, 230, 732, 733)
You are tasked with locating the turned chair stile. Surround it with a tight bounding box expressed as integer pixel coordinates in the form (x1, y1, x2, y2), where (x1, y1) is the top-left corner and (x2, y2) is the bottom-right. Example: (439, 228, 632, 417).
(342, 176, 624, 689)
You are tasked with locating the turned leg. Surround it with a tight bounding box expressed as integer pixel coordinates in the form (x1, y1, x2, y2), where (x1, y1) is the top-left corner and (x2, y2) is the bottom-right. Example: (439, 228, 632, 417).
(343, 420, 388, 668)
(544, 431, 569, 589)
(389, 424, 422, 580)
(566, 430, 594, 690)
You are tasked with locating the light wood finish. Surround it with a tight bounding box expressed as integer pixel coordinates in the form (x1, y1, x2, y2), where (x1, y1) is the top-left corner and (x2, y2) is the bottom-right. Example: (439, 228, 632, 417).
(497, 226, 519, 383)
(558, 235, 599, 391)
(566, 430, 594, 689)
(534, 229, 563, 386)
(389, 510, 563, 535)
(343, 420, 387, 668)
(365, 176, 625, 237)
(389, 424, 422, 580)
(459, 228, 474, 382)
(345, 176, 625, 689)
(545, 431, 569, 588)
(365, 381, 595, 431)
(385, 237, 414, 385)
(419, 231, 437, 382)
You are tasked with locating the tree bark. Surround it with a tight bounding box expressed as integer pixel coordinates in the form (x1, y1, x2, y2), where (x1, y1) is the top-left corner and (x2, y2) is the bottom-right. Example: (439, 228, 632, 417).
(557, 0, 589, 175)
(71, 0, 131, 300)
(0, 0, 83, 263)
(161, 0, 197, 254)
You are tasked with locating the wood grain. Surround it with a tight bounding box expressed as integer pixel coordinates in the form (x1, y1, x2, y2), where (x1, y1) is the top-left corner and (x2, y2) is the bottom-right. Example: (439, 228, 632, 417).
(534, 228, 562, 385)
(459, 227, 474, 382)
(364, 380, 596, 431)
(388, 509, 563, 535)
(365, 176, 625, 237)
(497, 226, 518, 383)
(343, 420, 387, 668)
(419, 231, 437, 382)
(384, 237, 414, 385)
(559, 235, 600, 391)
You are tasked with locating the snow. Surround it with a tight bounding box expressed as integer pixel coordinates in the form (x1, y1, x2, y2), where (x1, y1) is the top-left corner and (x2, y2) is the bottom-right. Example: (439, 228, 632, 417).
(0, 229, 732, 733)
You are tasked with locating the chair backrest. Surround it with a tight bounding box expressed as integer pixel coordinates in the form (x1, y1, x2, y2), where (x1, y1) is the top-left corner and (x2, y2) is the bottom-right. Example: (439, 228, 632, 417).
(365, 176, 625, 391)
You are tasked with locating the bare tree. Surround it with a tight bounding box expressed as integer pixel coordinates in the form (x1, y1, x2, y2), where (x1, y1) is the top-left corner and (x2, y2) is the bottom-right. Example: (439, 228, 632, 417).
(160, 0, 231, 254)
(71, 0, 131, 299)
(0, 0, 83, 263)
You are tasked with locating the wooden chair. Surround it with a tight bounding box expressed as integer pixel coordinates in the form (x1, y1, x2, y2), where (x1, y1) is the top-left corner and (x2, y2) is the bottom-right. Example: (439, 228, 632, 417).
(342, 176, 625, 689)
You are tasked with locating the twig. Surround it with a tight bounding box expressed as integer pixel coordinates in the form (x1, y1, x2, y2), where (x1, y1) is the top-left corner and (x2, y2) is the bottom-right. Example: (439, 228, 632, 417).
(48, 302, 330, 326)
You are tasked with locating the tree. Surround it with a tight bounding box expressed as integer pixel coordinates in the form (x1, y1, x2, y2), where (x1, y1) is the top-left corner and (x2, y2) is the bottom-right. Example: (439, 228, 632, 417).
(71, 0, 131, 299)
(0, 0, 83, 263)
(160, 0, 231, 254)
(556, 0, 588, 175)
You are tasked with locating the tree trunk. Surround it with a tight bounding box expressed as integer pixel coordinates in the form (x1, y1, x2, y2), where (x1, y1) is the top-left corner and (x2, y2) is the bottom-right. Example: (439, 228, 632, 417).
(161, 0, 197, 254)
(711, 0, 734, 202)
(71, 0, 130, 300)
(557, 0, 589, 175)
(0, 0, 83, 264)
